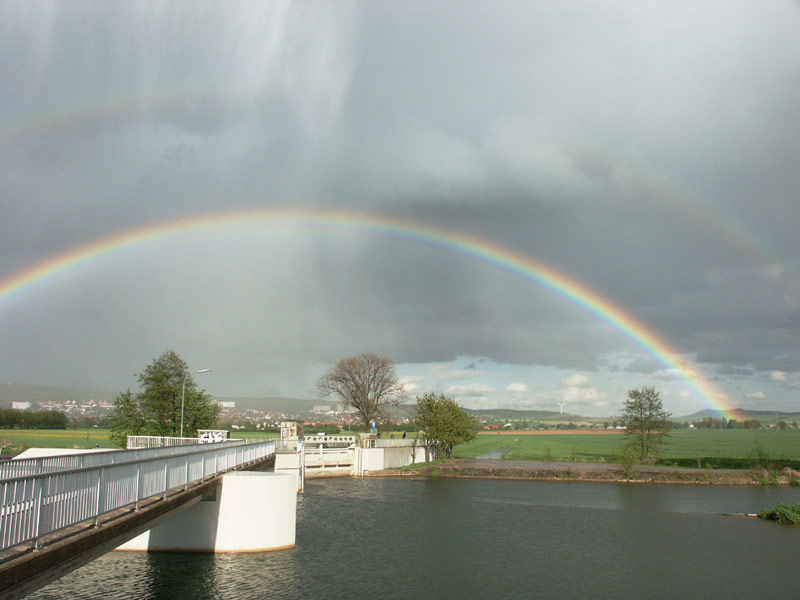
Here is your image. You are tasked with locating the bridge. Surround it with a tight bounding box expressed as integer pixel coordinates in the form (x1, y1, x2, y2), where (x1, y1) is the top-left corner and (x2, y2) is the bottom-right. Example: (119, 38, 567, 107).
(0, 439, 278, 599)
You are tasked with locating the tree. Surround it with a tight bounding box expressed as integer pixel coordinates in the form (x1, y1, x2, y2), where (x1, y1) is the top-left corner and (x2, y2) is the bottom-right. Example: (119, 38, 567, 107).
(107, 350, 220, 447)
(414, 392, 477, 460)
(317, 352, 406, 428)
(621, 386, 672, 461)
(109, 389, 145, 448)
(0, 408, 67, 430)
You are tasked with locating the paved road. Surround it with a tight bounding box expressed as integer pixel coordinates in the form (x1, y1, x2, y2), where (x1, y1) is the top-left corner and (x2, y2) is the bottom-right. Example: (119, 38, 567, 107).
(475, 447, 509, 460)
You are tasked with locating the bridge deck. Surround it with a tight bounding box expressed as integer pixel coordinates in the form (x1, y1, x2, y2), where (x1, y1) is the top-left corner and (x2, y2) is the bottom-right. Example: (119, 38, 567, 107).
(0, 444, 276, 600)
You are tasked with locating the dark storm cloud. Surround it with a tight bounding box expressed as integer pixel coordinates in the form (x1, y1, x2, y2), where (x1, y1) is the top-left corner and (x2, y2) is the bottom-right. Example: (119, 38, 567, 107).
(0, 1, 798, 410)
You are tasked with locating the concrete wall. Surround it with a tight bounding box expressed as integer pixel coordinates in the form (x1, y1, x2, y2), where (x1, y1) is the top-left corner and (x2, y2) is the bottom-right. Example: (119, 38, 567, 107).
(275, 451, 303, 490)
(303, 447, 353, 479)
(358, 447, 384, 474)
(382, 446, 425, 469)
(285, 444, 426, 478)
(117, 472, 296, 553)
(304, 447, 352, 467)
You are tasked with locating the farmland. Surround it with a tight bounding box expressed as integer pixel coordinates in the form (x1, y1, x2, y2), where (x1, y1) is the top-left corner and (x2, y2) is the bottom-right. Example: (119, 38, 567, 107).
(453, 429, 800, 467)
(0, 428, 116, 453)
(2, 428, 799, 470)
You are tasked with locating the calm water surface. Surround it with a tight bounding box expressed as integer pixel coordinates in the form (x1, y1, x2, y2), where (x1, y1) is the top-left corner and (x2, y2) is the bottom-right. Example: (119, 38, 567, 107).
(29, 478, 800, 599)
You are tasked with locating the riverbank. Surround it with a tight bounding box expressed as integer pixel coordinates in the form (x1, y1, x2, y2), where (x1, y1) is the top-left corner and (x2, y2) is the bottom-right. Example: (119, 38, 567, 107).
(404, 458, 798, 485)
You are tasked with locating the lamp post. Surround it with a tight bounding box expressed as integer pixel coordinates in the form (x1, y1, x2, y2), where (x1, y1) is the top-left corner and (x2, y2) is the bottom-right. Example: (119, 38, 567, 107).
(181, 368, 211, 438)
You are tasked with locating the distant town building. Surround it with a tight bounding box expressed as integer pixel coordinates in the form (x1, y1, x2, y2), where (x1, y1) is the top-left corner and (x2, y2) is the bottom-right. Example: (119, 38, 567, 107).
(312, 405, 332, 413)
(12, 401, 31, 410)
(219, 401, 236, 408)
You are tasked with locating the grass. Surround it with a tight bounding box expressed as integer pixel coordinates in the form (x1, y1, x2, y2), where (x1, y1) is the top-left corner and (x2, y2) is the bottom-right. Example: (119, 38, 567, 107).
(0, 428, 116, 453)
(452, 430, 800, 467)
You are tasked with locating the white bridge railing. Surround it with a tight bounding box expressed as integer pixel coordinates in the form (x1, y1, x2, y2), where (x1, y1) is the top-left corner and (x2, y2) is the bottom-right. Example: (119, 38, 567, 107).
(0, 440, 246, 481)
(374, 438, 420, 448)
(0, 440, 275, 552)
(304, 435, 356, 447)
(127, 436, 205, 448)
(127, 433, 237, 448)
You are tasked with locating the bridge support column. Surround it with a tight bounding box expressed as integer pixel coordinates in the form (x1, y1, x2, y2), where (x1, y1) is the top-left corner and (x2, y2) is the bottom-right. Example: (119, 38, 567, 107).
(117, 472, 295, 553)
(275, 449, 303, 491)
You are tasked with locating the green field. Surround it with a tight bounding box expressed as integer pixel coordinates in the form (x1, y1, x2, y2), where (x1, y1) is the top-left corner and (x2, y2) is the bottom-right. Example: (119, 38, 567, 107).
(3, 428, 799, 470)
(229, 431, 281, 441)
(0, 428, 116, 453)
(453, 430, 800, 468)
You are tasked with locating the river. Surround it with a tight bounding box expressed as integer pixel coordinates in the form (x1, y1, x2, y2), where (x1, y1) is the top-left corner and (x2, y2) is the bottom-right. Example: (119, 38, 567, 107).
(28, 477, 800, 599)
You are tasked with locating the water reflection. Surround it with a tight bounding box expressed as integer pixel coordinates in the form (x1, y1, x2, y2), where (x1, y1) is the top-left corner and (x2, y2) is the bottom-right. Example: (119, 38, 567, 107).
(142, 553, 218, 599)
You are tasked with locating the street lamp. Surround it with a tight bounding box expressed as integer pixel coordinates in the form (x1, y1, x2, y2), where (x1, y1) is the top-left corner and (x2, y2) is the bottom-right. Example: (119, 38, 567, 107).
(181, 368, 211, 438)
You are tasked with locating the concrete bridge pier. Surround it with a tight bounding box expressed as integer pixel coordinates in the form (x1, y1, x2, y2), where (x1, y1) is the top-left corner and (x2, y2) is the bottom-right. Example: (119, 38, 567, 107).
(275, 448, 304, 491)
(118, 471, 296, 553)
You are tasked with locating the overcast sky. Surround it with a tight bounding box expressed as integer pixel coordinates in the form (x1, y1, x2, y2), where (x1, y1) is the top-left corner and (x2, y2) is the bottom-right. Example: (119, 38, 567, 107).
(1, 1, 798, 417)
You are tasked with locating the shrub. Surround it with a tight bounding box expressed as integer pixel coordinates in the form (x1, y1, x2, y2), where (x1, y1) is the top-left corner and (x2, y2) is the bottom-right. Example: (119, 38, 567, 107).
(750, 441, 778, 471)
(759, 503, 800, 524)
(617, 446, 636, 480)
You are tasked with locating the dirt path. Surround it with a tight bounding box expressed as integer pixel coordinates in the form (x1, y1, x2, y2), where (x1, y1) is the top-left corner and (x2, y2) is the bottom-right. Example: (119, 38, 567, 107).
(475, 447, 510, 460)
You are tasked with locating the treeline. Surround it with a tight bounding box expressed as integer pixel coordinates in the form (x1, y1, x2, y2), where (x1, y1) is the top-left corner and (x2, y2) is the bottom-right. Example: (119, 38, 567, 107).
(692, 417, 791, 429)
(0, 408, 69, 429)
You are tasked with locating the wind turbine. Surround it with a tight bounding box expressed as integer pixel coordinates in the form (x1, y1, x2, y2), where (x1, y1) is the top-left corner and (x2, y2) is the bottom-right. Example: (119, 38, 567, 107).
(556, 402, 566, 416)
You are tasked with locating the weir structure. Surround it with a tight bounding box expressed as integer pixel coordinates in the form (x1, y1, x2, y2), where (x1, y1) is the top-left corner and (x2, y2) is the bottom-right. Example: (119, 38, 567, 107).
(0, 439, 296, 600)
(275, 432, 427, 483)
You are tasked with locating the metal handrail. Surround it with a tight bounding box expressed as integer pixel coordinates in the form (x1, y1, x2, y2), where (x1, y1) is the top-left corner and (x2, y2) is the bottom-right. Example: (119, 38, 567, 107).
(0, 440, 246, 481)
(0, 440, 275, 552)
(127, 435, 205, 448)
(374, 438, 420, 448)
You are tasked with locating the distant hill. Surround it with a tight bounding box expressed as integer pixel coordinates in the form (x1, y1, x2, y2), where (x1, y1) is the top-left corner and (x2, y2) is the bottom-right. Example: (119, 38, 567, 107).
(9, 384, 795, 425)
(215, 396, 318, 414)
(679, 408, 800, 421)
(0, 383, 115, 407)
(466, 408, 591, 421)
(0, 383, 320, 415)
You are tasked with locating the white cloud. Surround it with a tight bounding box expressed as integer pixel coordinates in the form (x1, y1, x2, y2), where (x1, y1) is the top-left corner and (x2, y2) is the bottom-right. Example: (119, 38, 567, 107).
(402, 382, 421, 394)
(457, 396, 491, 409)
(400, 375, 426, 383)
(399, 375, 425, 394)
(507, 382, 528, 394)
(447, 383, 494, 397)
(747, 391, 765, 399)
(561, 374, 590, 387)
(562, 386, 599, 403)
(770, 371, 788, 382)
(439, 370, 486, 382)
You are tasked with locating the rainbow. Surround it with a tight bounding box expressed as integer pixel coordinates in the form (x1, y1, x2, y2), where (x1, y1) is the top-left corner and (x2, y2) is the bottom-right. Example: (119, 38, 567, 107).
(1, 87, 786, 273)
(0, 208, 731, 414)
(4, 87, 795, 300)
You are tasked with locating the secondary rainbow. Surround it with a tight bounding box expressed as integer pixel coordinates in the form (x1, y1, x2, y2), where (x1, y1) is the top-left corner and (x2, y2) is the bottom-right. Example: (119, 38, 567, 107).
(0, 207, 732, 414)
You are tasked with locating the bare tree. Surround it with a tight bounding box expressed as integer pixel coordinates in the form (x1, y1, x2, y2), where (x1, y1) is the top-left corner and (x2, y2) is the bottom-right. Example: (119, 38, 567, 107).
(317, 352, 406, 428)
